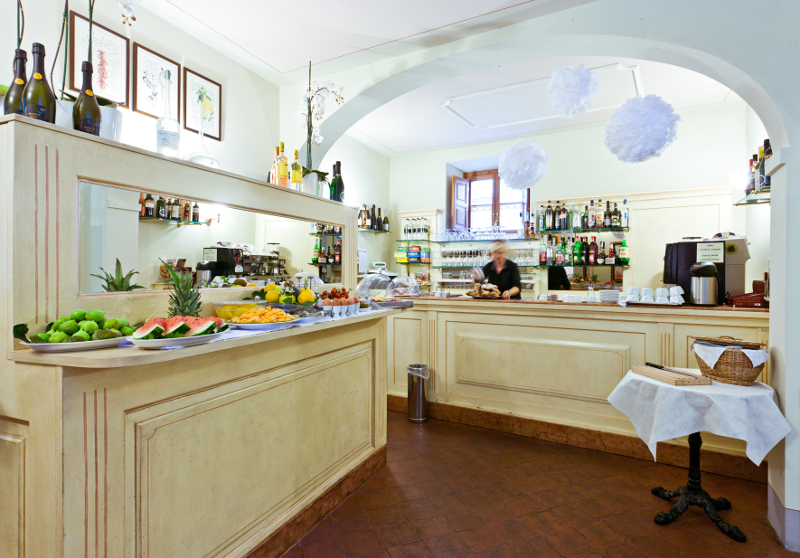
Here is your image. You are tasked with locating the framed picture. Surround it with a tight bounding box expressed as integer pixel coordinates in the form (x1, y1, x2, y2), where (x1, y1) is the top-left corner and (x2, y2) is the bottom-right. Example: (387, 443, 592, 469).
(132, 43, 180, 121)
(183, 68, 222, 141)
(69, 11, 130, 107)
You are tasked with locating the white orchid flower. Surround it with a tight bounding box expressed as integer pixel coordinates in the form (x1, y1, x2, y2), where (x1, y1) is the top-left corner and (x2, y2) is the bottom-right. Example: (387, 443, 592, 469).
(117, 0, 141, 24)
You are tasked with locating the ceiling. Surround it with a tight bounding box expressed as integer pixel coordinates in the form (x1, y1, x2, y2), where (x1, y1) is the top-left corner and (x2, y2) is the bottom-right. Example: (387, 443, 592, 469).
(350, 56, 732, 155)
(142, 0, 594, 84)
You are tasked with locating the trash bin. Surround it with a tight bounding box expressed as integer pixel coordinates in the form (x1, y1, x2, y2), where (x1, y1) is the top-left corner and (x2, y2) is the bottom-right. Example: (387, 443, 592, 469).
(407, 364, 430, 423)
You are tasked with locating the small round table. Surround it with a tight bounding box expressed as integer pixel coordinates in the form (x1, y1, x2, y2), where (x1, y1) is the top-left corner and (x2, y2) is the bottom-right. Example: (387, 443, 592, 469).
(608, 369, 790, 543)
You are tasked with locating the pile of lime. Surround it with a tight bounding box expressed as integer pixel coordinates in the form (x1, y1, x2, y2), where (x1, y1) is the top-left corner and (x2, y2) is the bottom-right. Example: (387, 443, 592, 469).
(30, 310, 133, 343)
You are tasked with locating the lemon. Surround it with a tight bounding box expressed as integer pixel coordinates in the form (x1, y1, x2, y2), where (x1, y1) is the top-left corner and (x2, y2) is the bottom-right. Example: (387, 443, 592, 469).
(264, 284, 278, 292)
(246, 283, 257, 287)
(298, 289, 315, 304)
(266, 290, 280, 303)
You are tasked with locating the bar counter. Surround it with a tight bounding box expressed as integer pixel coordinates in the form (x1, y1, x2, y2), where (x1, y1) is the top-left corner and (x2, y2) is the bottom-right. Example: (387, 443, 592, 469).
(386, 295, 769, 463)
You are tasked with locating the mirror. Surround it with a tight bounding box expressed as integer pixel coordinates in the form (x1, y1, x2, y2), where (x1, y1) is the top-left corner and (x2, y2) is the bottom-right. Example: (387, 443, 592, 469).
(78, 182, 344, 294)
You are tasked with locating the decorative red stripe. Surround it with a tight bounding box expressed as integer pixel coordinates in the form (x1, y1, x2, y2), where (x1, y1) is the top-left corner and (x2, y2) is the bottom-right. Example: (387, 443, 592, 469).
(34, 145, 39, 323)
(83, 392, 88, 558)
(94, 390, 99, 558)
(56, 149, 60, 318)
(104, 388, 108, 558)
(45, 146, 49, 323)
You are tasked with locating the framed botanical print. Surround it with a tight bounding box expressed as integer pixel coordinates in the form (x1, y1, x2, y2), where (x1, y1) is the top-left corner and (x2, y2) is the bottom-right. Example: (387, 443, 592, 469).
(69, 11, 130, 107)
(183, 68, 222, 141)
(132, 43, 180, 121)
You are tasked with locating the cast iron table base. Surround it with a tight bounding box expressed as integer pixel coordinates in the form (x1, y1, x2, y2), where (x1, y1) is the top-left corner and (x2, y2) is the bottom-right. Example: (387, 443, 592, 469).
(651, 432, 746, 542)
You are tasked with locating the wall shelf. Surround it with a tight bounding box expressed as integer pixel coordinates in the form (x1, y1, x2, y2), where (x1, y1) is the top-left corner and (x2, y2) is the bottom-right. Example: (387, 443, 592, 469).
(544, 227, 629, 235)
(358, 228, 391, 234)
(309, 232, 342, 237)
(139, 217, 206, 227)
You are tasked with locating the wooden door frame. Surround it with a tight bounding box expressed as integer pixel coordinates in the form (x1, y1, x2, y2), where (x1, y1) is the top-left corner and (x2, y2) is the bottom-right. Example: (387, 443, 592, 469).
(463, 169, 530, 232)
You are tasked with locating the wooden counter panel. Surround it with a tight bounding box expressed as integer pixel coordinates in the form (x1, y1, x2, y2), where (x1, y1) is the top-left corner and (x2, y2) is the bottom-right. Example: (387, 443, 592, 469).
(0, 423, 25, 558)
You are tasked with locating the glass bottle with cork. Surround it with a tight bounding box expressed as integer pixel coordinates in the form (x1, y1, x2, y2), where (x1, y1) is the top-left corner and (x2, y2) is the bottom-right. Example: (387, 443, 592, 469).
(21, 43, 56, 123)
(3, 48, 27, 115)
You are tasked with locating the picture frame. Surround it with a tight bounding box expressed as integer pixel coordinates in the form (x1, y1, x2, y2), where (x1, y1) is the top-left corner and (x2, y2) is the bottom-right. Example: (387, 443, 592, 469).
(132, 43, 181, 121)
(69, 11, 130, 107)
(183, 68, 222, 141)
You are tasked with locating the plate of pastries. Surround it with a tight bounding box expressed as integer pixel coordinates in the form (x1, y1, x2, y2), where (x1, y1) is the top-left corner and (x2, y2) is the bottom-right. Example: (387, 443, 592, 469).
(465, 282, 501, 299)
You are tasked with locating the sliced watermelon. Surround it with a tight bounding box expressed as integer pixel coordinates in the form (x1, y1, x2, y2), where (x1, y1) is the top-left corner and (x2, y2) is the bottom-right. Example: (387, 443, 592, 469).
(132, 318, 166, 339)
(182, 317, 218, 336)
(163, 316, 191, 336)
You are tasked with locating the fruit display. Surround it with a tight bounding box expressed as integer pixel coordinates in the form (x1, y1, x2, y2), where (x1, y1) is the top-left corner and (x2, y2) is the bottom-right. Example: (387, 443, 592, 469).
(132, 316, 229, 340)
(162, 262, 203, 317)
(14, 309, 132, 344)
(213, 301, 259, 320)
(229, 307, 299, 324)
(260, 280, 318, 306)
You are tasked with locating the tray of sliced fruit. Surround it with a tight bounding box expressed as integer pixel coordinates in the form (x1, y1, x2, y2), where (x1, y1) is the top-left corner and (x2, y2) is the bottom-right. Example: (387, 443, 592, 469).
(128, 316, 229, 349)
(14, 309, 133, 352)
(227, 307, 302, 330)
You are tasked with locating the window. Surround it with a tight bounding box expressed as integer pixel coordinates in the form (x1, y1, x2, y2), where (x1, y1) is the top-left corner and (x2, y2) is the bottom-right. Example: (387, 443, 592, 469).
(457, 169, 527, 232)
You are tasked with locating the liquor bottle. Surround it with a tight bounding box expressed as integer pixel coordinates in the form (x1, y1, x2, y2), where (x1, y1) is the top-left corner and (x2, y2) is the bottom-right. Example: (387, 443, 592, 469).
(619, 236, 630, 265)
(312, 239, 319, 263)
(607, 242, 617, 265)
(611, 203, 621, 228)
(539, 238, 547, 265)
(572, 204, 581, 231)
(596, 200, 604, 229)
(183, 200, 191, 221)
(581, 206, 589, 229)
(155, 197, 166, 219)
(554, 201, 561, 231)
(383, 214, 390, 232)
(572, 237, 581, 264)
(270, 147, 279, 184)
(603, 201, 611, 228)
(588, 236, 598, 265)
(564, 237, 571, 266)
(318, 243, 327, 264)
(588, 201, 595, 228)
(192, 201, 200, 222)
(144, 193, 155, 217)
(524, 213, 531, 239)
(563, 205, 569, 230)
(335, 161, 345, 202)
(753, 154, 760, 192)
(546, 238, 553, 266)
(156, 69, 180, 156)
(21, 43, 56, 123)
(538, 205, 545, 232)
(597, 241, 606, 265)
(621, 200, 629, 228)
(171, 199, 180, 220)
(376, 208, 382, 231)
(357, 205, 363, 228)
(327, 245, 334, 265)
(138, 193, 146, 216)
(759, 145, 767, 189)
(545, 201, 553, 231)
(371, 205, 377, 230)
(4, 49, 27, 115)
(291, 150, 303, 190)
(555, 237, 564, 266)
(581, 236, 588, 265)
(277, 143, 289, 187)
(334, 239, 341, 264)
(764, 138, 772, 160)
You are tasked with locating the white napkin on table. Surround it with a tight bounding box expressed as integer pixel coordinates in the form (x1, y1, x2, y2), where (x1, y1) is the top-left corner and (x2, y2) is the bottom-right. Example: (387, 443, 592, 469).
(694, 343, 769, 368)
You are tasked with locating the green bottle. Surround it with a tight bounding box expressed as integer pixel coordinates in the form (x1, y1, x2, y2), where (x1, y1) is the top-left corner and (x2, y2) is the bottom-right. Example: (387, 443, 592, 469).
(72, 61, 102, 135)
(21, 43, 56, 123)
(3, 49, 27, 115)
(572, 237, 582, 264)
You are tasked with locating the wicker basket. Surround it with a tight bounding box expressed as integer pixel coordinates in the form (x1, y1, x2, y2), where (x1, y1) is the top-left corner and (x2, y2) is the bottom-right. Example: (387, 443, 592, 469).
(692, 336, 767, 386)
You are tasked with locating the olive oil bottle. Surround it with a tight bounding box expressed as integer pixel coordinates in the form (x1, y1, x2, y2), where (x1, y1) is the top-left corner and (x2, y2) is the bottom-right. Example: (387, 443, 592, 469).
(72, 61, 102, 135)
(21, 43, 56, 123)
(3, 49, 27, 115)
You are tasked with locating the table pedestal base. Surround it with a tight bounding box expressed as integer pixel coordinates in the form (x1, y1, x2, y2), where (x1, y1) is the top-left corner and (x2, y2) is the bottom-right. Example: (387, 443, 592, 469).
(651, 432, 746, 543)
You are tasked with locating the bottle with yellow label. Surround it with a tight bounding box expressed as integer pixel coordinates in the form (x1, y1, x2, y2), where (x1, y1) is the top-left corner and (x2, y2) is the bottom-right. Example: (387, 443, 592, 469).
(72, 61, 102, 136)
(3, 49, 27, 115)
(291, 149, 303, 190)
(277, 142, 289, 187)
(21, 43, 56, 123)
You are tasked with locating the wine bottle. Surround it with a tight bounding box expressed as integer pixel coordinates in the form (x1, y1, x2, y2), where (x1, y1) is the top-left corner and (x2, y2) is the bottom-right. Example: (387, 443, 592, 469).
(329, 163, 338, 201)
(144, 193, 155, 217)
(383, 214, 389, 232)
(277, 142, 289, 187)
(621, 199, 629, 228)
(156, 69, 180, 157)
(376, 208, 382, 231)
(72, 61, 102, 135)
(21, 43, 56, 123)
(269, 146, 279, 184)
(545, 201, 553, 231)
(291, 150, 303, 190)
(335, 161, 344, 202)
(192, 201, 200, 222)
(3, 49, 27, 115)
(183, 200, 191, 221)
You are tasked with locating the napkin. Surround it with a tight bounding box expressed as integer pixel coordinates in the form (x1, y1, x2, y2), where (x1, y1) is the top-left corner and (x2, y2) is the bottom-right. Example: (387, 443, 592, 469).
(694, 343, 769, 368)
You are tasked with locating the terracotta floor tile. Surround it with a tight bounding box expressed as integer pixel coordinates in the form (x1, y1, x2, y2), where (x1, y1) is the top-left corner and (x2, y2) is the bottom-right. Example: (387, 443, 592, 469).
(282, 545, 304, 558)
(369, 506, 408, 527)
(445, 509, 489, 532)
(360, 492, 398, 511)
(518, 511, 567, 538)
(542, 529, 594, 556)
(377, 520, 423, 549)
(493, 518, 538, 547)
(417, 480, 456, 498)
(302, 518, 339, 545)
(459, 525, 507, 553)
(508, 537, 562, 558)
(626, 533, 681, 558)
(423, 532, 472, 558)
(473, 502, 517, 524)
(340, 530, 386, 557)
(474, 546, 520, 558)
(388, 541, 434, 558)
(400, 499, 440, 521)
(460, 487, 504, 507)
(411, 515, 455, 539)
(389, 484, 428, 504)
(574, 520, 625, 549)
(431, 493, 469, 514)
(302, 539, 344, 558)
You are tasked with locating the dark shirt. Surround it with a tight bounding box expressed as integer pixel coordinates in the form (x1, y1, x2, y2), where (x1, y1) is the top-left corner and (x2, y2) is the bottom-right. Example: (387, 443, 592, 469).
(482, 259, 522, 299)
(548, 267, 572, 291)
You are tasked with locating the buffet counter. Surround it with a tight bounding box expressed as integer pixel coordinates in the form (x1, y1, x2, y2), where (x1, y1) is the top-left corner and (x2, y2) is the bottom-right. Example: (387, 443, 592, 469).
(387, 296, 769, 461)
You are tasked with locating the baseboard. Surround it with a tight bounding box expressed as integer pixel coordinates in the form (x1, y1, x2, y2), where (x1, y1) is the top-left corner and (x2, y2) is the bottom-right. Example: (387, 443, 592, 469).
(246, 446, 387, 558)
(388, 394, 766, 483)
(769, 483, 800, 551)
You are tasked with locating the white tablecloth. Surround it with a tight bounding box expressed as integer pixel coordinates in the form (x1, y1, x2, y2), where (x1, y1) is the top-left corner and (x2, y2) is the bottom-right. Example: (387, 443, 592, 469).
(608, 369, 790, 465)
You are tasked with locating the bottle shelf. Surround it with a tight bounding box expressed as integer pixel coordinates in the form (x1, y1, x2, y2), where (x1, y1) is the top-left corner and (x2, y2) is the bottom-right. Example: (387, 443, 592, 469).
(433, 264, 630, 269)
(308, 262, 341, 267)
(309, 232, 342, 237)
(139, 217, 205, 226)
(396, 239, 431, 243)
(431, 237, 539, 244)
(399, 262, 430, 266)
(358, 228, 391, 234)
(543, 227, 629, 235)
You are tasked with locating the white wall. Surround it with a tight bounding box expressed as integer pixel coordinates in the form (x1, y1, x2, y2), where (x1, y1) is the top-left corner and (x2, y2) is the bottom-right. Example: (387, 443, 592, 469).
(743, 105, 771, 289)
(2, 0, 280, 181)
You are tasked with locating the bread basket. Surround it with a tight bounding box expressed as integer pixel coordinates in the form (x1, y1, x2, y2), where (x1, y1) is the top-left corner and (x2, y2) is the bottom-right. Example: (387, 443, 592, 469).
(691, 336, 767, 386)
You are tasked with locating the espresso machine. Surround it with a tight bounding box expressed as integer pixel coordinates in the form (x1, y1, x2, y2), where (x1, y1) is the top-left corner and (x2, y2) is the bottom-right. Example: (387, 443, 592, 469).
(201, 247, 244, 280)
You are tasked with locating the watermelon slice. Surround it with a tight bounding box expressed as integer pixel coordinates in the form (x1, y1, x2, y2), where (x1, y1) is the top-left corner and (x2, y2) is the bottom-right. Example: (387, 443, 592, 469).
(132, 318, 166, 339)
(163, 316, 191, 336)
(182, 317, 218, 336)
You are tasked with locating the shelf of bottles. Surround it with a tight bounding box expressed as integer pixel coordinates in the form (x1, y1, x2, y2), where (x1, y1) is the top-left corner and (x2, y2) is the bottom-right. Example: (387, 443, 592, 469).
(359, 228, 391, 234)
(310, 224, 343, 275)
(544, 228, 629, 235)
(433, 264, 630, 269)
(309, 262, 340, 267)
(139, 217, 206, 226)
(309, 232, 343, 237)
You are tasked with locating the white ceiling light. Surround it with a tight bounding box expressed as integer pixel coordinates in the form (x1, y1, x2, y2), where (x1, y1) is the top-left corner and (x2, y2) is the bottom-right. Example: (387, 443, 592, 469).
(605, 94, 681, 163)
(499, 142, 548, 191)
(546, 64, 599, 118)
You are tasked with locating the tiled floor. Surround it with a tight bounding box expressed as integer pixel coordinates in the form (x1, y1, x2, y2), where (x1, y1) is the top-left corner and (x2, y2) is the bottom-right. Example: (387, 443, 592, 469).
(282, 411, 795, 558)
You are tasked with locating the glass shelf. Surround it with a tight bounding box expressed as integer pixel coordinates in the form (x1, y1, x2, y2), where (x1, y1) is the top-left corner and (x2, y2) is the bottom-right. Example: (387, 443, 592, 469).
(139, 217, 205, 226)
(396, 239, 431, 243)
(309, 232, 342, 237)
(431, 237, 538, 244)
(358, 228, 391, 234)
(308, 262, 341, 266)
(543, 227, 629, 235)
(433, 264, 630, 269)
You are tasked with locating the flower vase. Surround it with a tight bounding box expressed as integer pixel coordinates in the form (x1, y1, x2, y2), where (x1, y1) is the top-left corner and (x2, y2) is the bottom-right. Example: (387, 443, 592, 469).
(183, 100, 220, 169)
(301, 172, 318, 195)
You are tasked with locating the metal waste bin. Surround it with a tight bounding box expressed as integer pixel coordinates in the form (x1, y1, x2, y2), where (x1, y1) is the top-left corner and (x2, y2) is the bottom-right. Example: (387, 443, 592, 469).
(407, 364, 430, 423)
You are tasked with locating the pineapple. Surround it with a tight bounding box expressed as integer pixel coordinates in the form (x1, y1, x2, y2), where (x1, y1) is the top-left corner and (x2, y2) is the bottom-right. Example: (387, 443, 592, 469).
(161, 260, 202, 317)
(90, 259, 145, 292)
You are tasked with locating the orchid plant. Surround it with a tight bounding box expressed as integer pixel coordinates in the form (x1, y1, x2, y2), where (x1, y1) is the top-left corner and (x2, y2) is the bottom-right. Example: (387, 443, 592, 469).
(117, 0, 141, 25)
(297, 62, 344, 173)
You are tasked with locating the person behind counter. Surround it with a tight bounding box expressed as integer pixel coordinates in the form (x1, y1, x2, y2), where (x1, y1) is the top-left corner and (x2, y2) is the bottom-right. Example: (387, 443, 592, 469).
(472, 240, 522, 299)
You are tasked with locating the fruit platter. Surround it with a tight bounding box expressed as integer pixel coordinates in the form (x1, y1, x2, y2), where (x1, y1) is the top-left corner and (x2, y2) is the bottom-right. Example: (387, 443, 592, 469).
(128, 316, 229, 349)
(14, 309, 133, 353)
(227, 307, 302, 330)
(256, 280, 319, 306)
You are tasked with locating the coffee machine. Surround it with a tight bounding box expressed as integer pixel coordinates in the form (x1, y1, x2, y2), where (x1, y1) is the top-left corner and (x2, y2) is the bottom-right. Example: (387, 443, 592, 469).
(663, 236, 750, 305)
(202, 247, 244, 280)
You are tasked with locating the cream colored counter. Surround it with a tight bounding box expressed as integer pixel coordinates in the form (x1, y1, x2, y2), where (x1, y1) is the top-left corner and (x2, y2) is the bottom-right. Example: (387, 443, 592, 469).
(387, 297, 769, 458)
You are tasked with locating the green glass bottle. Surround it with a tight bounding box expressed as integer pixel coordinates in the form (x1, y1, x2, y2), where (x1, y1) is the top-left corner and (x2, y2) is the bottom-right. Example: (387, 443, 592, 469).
(72, 61, 102, 135)
(21, 43, 56, 123)
(3, 49, 27, 115)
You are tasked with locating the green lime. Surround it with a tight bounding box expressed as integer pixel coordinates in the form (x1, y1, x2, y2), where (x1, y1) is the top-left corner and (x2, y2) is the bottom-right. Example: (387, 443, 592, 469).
(59, 320, 80, 335)
(86, 309, 105, 323)
(80, 320, 99, 333)
(70, 310, 86, 322)
(49, 331, 68, 343)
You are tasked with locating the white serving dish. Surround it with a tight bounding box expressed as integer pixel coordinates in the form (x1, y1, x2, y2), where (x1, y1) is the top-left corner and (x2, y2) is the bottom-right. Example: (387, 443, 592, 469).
(127, 332, 225, 349)
(21, 337, 127, 353)
(228, 320, 299, 330)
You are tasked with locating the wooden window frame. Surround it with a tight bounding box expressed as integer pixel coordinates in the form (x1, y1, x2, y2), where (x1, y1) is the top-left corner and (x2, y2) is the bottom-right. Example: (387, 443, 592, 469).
(463, 169, 530, 232)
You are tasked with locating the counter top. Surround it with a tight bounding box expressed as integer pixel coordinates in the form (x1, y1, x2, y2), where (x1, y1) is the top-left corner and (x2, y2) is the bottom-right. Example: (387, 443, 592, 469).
(10, 308, 400, 369)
